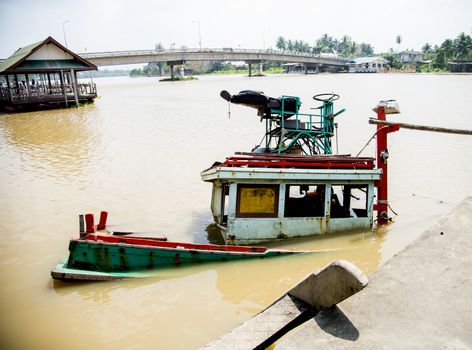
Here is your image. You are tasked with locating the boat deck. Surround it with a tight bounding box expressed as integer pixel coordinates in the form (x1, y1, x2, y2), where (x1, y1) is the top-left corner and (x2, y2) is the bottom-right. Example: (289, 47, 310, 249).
(220, 153, 375, 169)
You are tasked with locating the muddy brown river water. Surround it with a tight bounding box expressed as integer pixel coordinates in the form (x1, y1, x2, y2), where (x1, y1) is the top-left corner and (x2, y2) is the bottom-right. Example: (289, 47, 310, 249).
(1, 73, 471, 349)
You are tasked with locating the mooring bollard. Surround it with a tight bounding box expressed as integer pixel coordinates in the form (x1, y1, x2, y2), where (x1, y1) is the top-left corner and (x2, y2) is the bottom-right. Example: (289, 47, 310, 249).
(97, 211, 108, 230)
(84, 213, 95, 233)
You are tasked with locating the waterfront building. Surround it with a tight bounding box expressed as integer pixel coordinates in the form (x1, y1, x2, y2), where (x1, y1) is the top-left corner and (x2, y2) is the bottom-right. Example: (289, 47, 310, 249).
(396, 50, 423, 63)
(347, 57, 389, 73)
(0, 36, 97, 111)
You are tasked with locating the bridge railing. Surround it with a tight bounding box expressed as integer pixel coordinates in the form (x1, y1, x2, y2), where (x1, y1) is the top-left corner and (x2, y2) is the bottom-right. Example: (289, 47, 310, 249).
(79, 48, 348, 62)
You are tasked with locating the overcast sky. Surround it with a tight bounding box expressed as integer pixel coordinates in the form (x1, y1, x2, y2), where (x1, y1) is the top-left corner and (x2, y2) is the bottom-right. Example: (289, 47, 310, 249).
(1, 0, 471, 58)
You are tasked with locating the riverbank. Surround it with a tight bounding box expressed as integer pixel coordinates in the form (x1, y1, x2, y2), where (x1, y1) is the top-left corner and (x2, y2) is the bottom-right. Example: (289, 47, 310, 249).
(277, 196, 472, 349)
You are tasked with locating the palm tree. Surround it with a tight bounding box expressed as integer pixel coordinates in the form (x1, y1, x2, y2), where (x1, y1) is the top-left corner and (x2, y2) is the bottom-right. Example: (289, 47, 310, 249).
(276, 36, 286, 51)
(453, 32, 472, 59)
(338, 35, 351, 57)
(287, 39, 294, 52)
(440, 39, 454, 58)
(317, 34, 333, 53)
(360, 43, 373, 56)
(154, 42, 165, 75)
(422, 43, 432, 54)
(349, 42, 357, 57)
(396, 35, 402, 52)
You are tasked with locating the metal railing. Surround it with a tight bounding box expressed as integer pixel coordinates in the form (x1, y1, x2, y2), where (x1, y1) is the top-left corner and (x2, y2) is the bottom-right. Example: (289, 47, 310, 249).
(0, 83, 96, 102)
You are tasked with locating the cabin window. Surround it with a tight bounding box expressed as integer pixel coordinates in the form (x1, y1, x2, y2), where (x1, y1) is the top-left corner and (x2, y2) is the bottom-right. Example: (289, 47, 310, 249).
(284, 185, 325, 217)
(236, 184, 279, 218)
(330, 185, 368, 218)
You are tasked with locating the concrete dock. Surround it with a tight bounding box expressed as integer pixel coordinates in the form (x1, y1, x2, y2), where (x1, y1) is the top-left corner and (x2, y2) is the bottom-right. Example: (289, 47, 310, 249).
(201, 197, 472, 349)
(277, 196, 472, 349)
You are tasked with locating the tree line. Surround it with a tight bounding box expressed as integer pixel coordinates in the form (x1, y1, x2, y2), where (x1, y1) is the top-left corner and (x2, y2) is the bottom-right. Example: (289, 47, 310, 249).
(275, 34, 374, 57)
(420, 32, 472, 70)
(129, 32, 472, 77)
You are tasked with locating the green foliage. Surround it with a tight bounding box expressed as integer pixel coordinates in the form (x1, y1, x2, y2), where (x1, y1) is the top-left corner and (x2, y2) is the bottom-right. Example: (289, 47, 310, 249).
(396, 35, 402, 46)
(159, 76, 198, 82)
(417, 32, 472, 72)
(276, 36, 286, 50)
(453, 32, 472, 59)
(381, 53, 403, 69)
(208, 61, 225, 73)
(274, 34, 375, 58)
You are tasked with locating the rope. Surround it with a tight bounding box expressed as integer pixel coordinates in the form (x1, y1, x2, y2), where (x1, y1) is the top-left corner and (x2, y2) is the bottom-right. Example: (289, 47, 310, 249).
(388, 204, 398, 216)
(355, 125, 390, 157)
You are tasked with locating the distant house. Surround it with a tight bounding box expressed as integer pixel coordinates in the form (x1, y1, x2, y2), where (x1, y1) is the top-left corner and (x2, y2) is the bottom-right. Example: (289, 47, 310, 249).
(448, 61, 472, 72)
(0, 36, 97, 112)
(397, 50, 423, 63)
(348, 57, 389, 73)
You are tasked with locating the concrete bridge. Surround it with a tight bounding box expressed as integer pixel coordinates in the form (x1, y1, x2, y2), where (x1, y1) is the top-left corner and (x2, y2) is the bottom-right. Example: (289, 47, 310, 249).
(79, 48, 349, 77)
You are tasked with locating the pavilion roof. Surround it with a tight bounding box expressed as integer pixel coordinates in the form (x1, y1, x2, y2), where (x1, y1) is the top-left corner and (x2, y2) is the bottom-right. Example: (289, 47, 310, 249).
(0, 36, 97, 74)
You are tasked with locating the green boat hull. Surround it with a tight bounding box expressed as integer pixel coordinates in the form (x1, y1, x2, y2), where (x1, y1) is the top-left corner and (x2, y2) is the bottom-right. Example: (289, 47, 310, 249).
(65, 240, 299, 273)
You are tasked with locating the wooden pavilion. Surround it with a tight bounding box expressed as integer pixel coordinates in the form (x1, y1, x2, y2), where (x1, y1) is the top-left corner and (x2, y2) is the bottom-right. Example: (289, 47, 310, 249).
(0, 36, 97, 111)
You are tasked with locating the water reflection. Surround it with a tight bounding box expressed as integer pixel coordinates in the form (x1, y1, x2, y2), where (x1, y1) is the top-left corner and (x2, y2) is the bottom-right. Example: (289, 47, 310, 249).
(2, 74, 471, 350)
(205, 223, 226, 245)
(52, 227, 385, 311)
(0, 105, 101, 182)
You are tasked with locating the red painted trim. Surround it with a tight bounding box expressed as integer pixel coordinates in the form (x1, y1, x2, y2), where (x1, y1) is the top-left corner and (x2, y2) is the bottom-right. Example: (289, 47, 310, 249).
(222, 155, 375, 169)
(80, 234, 268, 253)
(375, 107, 400, 223)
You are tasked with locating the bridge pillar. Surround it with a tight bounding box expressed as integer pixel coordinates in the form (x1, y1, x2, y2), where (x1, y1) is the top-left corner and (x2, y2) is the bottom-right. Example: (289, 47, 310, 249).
(167, 60, 185, 80)
(246, 60, 262, 77)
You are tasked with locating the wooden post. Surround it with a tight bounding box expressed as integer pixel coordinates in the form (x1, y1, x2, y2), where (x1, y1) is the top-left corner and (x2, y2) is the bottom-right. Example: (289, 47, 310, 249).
(47, 73, 52, 94)
(5, 75, 12, 102)
(369, 118, 472, 136)
(60, 70, 68, 108)
(14, 74, 19, 96)
(25, 74, 31, 97)
(71, 69, 79, 108)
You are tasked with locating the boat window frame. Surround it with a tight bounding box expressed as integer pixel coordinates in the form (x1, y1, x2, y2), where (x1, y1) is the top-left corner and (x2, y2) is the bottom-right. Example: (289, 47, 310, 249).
(284, 184, 326, 218)
(235, 184, 280, 218)
(330, 184, 369, 218)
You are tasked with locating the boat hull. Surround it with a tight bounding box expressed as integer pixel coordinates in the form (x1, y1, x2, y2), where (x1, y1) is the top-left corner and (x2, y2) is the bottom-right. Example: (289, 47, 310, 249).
(51, 235, 303, 280)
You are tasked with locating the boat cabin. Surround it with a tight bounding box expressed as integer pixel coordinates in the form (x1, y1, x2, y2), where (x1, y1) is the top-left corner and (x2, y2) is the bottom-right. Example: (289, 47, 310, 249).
(202, 91, 383, 244)
(202, 155, 380, 244)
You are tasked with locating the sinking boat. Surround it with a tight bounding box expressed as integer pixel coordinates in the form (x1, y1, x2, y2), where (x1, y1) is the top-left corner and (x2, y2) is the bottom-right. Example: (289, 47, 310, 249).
(201, 91, 400, 245)
(51, 231, 306, 281)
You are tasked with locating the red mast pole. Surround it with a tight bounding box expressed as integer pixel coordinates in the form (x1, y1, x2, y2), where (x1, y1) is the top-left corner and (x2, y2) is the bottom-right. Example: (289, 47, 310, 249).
(374, 106, 399, 224)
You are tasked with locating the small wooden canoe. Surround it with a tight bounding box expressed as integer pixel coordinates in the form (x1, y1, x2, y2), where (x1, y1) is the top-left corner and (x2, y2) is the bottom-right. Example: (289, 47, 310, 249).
(51, 234, 306, 281)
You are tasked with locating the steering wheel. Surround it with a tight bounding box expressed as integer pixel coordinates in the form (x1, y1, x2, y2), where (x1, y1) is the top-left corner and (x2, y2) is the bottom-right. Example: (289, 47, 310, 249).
(313, 93, 340, 102)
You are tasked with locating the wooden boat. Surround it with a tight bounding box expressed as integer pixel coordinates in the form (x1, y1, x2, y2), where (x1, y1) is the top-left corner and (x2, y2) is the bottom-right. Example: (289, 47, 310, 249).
(51, 233, 306, 281)
(202, 91, 399, 245)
